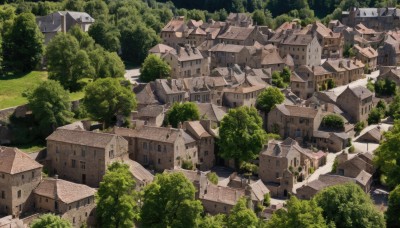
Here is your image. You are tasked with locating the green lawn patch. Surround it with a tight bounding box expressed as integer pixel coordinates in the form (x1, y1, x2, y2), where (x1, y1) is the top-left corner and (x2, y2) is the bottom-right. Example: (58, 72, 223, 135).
(12, 141, 46, 153)
(0, 71, 48, 109)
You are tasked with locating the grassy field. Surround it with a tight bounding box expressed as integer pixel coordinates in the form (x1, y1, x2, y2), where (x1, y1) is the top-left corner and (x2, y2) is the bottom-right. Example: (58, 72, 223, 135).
(0, 71, 48, 109)
(0, 71, 85, 110)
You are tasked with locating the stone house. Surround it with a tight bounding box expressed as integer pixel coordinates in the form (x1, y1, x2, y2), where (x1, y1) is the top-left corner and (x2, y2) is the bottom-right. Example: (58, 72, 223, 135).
(258, 138, 325, 197)
(153, 79, 188, 104)
(33, 177, 96, 227)
(199, 184, 245, 215)
(292, 65, 333, 99)
(378, 34, 400, 66)
(164, 168, 209, 199)
(148, 44, 174, 57)
(182, 76, 227, 104)
(133, 83, 161, 110)
(336, 152, 375, 178)
(336, 86, 373, 123)
(162, 45, 208, 78)
(112, 126, 192, 172)
(0, 147, 42, 217)
(322, 59, 365, 85)
(312, 131, 350, 152)
(302, 22, 344, 59)
(132, 105, 165, 127)
(279, 34, 321, 67)
(183, 121, 216, 170)
(377, 68, 400, 86)
(125, 160, 154, 190)
(196, 103, 227, 128)
(353, 45, 378, 72)
(267, 104, 322, 141)
(222, 82, 266, 108)
(36, 11, 95, 44)
(356, 127, 382, 143)
(226, 13, 253, 27)
(46, 129, 129, 187)
(209, 43, 245, 69)
(260, 45, 286, 72)
(342, 7, 400, 31)
(160, 16, 187, 47)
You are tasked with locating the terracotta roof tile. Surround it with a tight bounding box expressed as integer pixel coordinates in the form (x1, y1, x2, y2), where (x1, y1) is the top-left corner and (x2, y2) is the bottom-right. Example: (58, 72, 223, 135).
(0, 147, 42, 174)
(46, 129, 118, 148)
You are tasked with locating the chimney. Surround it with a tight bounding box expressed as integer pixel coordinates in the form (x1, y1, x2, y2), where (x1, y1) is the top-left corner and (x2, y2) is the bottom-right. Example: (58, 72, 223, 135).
(206, 31, 212, 40)
(61, 14, 66, 33)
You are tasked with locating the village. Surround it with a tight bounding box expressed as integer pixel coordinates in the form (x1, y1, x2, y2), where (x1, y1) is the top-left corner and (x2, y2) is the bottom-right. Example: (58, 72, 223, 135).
(1, 3, 400, 228)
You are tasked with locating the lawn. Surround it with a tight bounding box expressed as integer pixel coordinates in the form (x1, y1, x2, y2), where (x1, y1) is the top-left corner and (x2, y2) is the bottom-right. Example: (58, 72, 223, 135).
(0, 71, 48, 109)
(0, 71, 85, 110)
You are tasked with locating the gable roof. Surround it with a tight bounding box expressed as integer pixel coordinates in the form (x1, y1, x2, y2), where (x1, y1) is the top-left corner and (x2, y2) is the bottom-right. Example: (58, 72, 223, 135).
(196, 103, 227, 123)
(340, 86, 373, 100)
(218, 26, 254, 41)
(201, 184, 244, 205)
(113, 126, 182, 144)
(249, 180, 270, 201)
(133, 83, 160, 106)
(0, 147, 42, 174)
(185, 121, 211, 139)
(149, 44, 174, 54)
(162, 16, 186, 32)
(125, 159, 154, 183)
(356, 127, 382, 143)
(274, 104, 319, 118)
(46, 129, 118, 148)
(209, 43, 245, 53)
(34, 178, 96, 204)
(281, 34, 314, 46)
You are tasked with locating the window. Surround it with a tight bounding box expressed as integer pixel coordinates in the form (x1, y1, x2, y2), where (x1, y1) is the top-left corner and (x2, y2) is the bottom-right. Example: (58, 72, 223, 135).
(109, 150, 114, 158)
(143, 142, 148, 150)
(144, 155, 148, 163)
(32, 171, 35, 178)
(205, 151, 209, 156)
(1, 174, 4, 179)
(71, 159, 76, 168)
(276, 160, 280, 167)
(17, 190, 21, 198)
(158, 145, 161, 152)
(81, 150, 85, 157)
(158, 159, 161, 164)
(80, 161, 86, 170)
(21, 174, 24, 180)
(1, 191, 5, 199)
(275, 172, 279, 178)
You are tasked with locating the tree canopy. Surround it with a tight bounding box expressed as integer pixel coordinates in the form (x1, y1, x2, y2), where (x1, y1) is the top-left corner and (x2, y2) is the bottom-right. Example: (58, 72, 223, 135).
(227, 197, 258, 228)
(256, 87, 285, 114)
(140, 54, 171, 82)
(218, 106, 267, 168)
(140, 172, 203, 228)
(314, 183, 385, 228)
(3, 12, 43, 72)
(321, 114, 344, 131)
(386, 185, 400, 228)
(374, 120, 400, 188)
(83, 78, 136, 127)
(27, 80, 73, 137)
(266, 196, 329, 228)
(375, 79, 397, 97)
(31, 214, 72, 228)
(166, 102, 200, 128)
(197, 214, 226, 228)
(96, 162, 139, 228)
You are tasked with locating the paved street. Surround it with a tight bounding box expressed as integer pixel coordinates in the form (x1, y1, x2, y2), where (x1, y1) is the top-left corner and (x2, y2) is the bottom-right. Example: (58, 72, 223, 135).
(293, 152, 341, 192)
(124, 68, 141, 84)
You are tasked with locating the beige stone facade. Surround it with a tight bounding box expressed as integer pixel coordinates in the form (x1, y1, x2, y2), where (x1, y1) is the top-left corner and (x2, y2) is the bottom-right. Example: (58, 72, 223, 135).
(353, 45, 378, 72)
(46, 129, 129, 187)
(336, 86, 373, 123)
(279, 34, 321, 67)
(0, 147, 42, 217)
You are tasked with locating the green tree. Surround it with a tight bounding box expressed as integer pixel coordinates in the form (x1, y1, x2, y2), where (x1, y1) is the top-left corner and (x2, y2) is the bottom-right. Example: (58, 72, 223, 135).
(256, 87, 285, 114)
(266, 196, 329, 228)
(83, 78, 136, 127)
(197, 214, 226, 228)
(354, 121, 365, 135)
(326, 79, 335, 89)
(315, 183, 385, 228)
(374, 120, 400, 188)
(321, 114, 344, 130)
(264, 193, 271, 207)
(89, 47, 125, 79)
(253, 10, 266, 25)
(281, 67, 291, 83)
(368, 108, 382, 125)
(375, 79, 397, 96)
(206, 172, 219, 185)
(46, 33, 94, 91)
(31, 214, 72, 228)
(389, 94, 400, 119)
(96, 163, 138, 228)
(218, 106, 267, 169)
(386, 185, 400, 228)
(227, 197, 258, 228)
(3, 12, 43, 72)
(367, 79, 375, 92)
(27, 80, 73, 136)
(64, 0, 84, 11)
(68, 25, 95, 50)
(141, 172, 203, 228)
(88, 20, 121, 53)
(140, 54, 171, 82)
(120, 23, 160, 65)
(166, 102, 200, 128)
(84, 0, 109, 19)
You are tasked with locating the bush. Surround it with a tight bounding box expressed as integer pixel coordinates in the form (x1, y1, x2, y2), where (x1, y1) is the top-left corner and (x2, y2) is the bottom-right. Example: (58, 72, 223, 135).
(332, 158, 338, 173)
(321, 114, 344, 130)
(181, 160, 194, 170)
(368, 108, 382, 125)
(354, 121, 365, 134)
(309, 167, 315, 174)
(206, 172, 219, 185)
(263, 193, 271, 207)
(348, 145, 355, 153)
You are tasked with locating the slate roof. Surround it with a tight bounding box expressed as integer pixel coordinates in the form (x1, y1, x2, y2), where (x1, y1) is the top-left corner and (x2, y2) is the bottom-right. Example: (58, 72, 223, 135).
(209, 43, 245, 53)
(357, 127, 382, 143)
(34, 178, 96, 204)
(196, 103, 227, 123)
(0, 147, 42, 175)
(218, 26, 254, 41)
(149, 44, 174, 54)
(167, 45, 204, 61)
(249, 180, 270, 201)
(36, 11, 94, 33)
(125, 159, 154, 183)
(261, 45, 284, 65)
(155, 79, 186, 95)
(274, 104, 319, 118)
(133, 83, 160, 106)
(138, 105, 164, 118)
(281, 34, 314, 46)
(46, 129, 117, 148)
(113, 126, 182, 144)
(201, 184, 244, 205)
(355, 170, 372, 186)
(347, 86, 373, 100)
(185, 121, 211, 139)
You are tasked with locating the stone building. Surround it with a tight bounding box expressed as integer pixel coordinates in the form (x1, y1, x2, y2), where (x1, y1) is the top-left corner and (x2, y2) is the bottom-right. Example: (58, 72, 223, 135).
(182, 76, 227, 104)
(258, 138, 326, 197)
(209, 43, 245, 68)
(36, 11, 95, 44)
(148, 44, 174, 57)
(377, 68, 400, 86)
(377, 34, 400, 66)
(342, 7, 400, 31)
(312, 131, 350, 152)
(353, 44, 378, 72)
(33, 177, 96, 227)
(292, 65, 333, 99)
(199, 184, 245, 214)
(336, 86, 373, 123)
(112, 126, 192, 172)
(226, 13, 253, 27)
(163, 45, 208, 78)
(322, 59, 365, 85)
(267, 104, 323, 141)
(279, 34, 321, 67)
(46, 129, 129, 187)
(153, 79, 188, 104)
(160, 16, 187, 47)
(0, 147, 42, 217)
